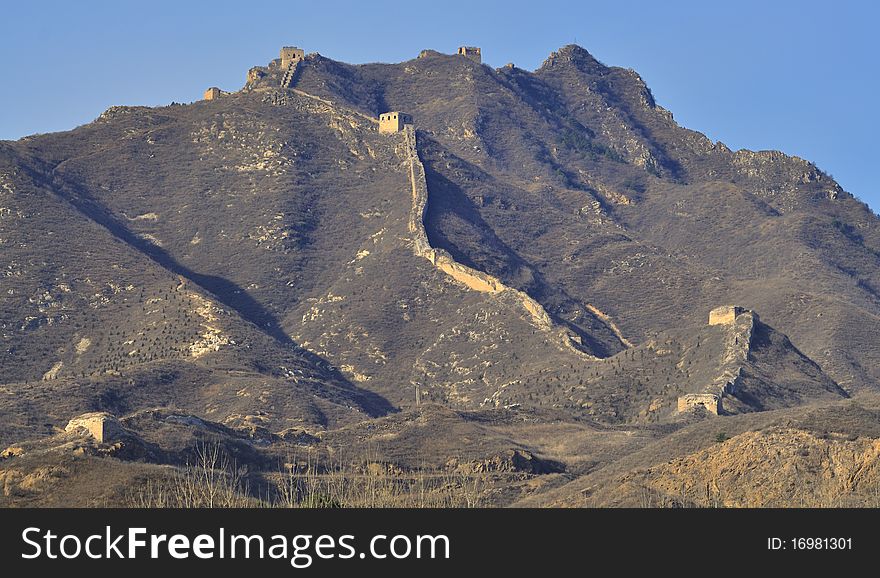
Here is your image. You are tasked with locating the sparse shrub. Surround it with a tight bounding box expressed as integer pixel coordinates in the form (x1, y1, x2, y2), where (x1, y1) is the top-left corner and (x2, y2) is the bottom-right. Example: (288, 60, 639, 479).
(127, 442, 254, 508)
(127, 443, 484, 509)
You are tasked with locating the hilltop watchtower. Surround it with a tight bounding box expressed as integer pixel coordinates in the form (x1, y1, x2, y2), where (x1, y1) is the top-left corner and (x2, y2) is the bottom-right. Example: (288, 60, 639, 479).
(203, 87, 221, 101)
(379, 111, 413, 134)
(280, 46, 305, 69)
(708, 305, 745, 326)
(457, 46, 481, 64)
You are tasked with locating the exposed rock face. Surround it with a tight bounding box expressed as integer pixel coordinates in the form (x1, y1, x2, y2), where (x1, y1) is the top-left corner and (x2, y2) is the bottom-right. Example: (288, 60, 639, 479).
(446, 449, 563, 475)
(1, 466, 69, 498)
(0, 446, 24, 459)
(676, 393, 720, 414)
(626, 428, 880, 507)
(187, 292, 230, 358)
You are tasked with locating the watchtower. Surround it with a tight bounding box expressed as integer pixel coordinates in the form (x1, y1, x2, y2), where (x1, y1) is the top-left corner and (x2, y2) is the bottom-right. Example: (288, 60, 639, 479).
(65, 412, 124, 443)
(379, 111, 413, 134)
(708, 305, 745, 326)
(457, 46, 481, 64)
(280, 46, 305, 69)
(203, 87, 221, 101)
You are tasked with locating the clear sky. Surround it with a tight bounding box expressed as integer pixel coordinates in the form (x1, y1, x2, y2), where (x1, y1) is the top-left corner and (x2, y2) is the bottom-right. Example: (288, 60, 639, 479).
(2, 0, 876, 209)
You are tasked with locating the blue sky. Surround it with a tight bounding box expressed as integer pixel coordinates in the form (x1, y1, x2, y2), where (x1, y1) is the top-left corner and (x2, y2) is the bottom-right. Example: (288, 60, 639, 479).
(1, 0, 876, 209)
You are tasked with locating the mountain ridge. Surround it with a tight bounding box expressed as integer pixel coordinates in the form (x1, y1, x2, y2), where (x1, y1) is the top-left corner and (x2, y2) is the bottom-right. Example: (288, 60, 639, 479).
(1, 43, 878, 507)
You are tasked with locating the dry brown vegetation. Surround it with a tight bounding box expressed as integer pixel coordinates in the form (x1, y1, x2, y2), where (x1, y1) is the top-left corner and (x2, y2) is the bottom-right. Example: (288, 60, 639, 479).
(3, 44, 880, 508)
(126, 443, 483, 508)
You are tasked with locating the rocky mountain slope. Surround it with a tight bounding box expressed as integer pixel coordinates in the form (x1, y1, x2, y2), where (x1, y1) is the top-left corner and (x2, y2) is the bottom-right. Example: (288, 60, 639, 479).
(1, 44, 878, 506)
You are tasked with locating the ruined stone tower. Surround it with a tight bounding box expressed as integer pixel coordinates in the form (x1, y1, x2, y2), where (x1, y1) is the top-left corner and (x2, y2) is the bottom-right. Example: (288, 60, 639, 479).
(457, 46, 481, 64)
(203, 87, 221, 101)
(379, 111, 413, 134)
(709, 305, 745, 326)
(279, 46, 305, 89)
(280, 46, 305, 68)
(65, 412, 124, 443)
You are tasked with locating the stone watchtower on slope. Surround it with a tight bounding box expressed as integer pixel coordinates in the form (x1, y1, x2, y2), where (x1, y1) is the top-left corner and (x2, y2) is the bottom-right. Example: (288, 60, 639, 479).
(457, 46, 481, 64)
(280, 46, 305, 68)
(203, 87, 221, 101)
(280, 46, 305, 88)
(379, 111, 413, 134)
(708, 305, 745, 326)
(65, 412, 125, 443)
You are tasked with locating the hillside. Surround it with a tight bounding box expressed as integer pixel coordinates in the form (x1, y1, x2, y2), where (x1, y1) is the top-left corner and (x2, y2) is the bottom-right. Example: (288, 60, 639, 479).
(1, 44, 878, 507)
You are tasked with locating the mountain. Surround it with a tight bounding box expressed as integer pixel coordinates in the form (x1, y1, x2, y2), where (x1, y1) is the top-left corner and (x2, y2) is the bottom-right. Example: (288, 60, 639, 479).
(1, 44, 878, 507)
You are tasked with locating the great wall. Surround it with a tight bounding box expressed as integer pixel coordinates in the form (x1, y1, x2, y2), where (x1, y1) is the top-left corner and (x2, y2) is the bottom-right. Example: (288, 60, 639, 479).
(584, 303, 634, 349)
(677, 305, 756, 415)
(204, 45, 631, 360)
(400, 124, 605, 358)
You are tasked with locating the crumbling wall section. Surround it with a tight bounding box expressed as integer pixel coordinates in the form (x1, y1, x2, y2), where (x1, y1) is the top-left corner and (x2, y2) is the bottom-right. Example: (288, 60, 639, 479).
(678, 309, 756, 415)
(713, 310, 755, 398)
(64, 412, 124, 443)
(280, 61, 301, 89)
(677, 394, 720, 415)
(585, 303, 634, 348)
(402, 126, 558, 335)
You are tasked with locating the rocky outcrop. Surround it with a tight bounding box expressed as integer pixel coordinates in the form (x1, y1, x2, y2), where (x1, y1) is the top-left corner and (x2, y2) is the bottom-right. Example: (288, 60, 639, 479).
(1, 466, 70, 498)
(627, 427, 880, 507)
(445, 449, 564, 475)
(676, 393, 720, 414)
(730, 149, 845, 208)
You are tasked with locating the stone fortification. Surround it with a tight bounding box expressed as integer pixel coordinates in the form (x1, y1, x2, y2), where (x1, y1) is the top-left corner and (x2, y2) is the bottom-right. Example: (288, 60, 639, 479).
(678, 306, 756, 415)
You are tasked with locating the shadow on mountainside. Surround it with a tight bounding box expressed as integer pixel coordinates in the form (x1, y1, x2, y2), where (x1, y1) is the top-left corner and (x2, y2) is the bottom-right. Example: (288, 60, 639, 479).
(31, 163, 396, 418)
(419, 136, 623, 358)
